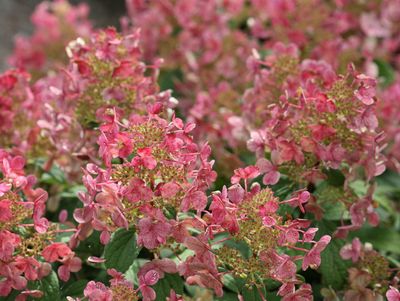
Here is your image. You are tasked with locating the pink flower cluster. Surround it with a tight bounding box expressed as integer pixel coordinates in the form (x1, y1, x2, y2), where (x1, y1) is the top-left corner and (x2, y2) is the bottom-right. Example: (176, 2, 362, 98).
(0, 69, 44, 155)
(72, 108, 216, 247)
(9, 0, 92, 75)
(66, 98, 331, 300)
(246, 44, 382, 174)
(36, 26, 176, 182)
(70, 265, 184, 301)
(209, 173, 330, 299)
(0, 149, 80, 300)
(243, 43, 385, 235)
(125, 0, 256, 168)
(127, 0, 400, 75)
(125, 0, 400, 176)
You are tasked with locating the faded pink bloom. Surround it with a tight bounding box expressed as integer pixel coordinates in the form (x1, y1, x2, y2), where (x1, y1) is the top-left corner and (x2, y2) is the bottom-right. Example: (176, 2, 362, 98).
(181, 190, 208, 212)
(131, 147, 157, 170)
(84, 281, 112, 301)
(137, 215, 172, 249)
(340, 238, 362, 263)
(283, 191, 310, 214)
(350, 199, 380, 228)
(302, 235, 331, 270)
(354, 74, 376, 106)
(303, 228, 318, 243)
(41, 243, 72, 263)
(58, 254, 82, 282)
(262, 249, 297, 280)
(387, 287, 400, 301)
(9, 0, 92, 73)
(0, 231, 21, 261)
(227, 184, 245, 204)
(14, 257, 40, 281)
(124, 178, 153, 203)
(309, 124, 336, 142)
(138, 259, 177, 301)
(282, 284, 313, 301)
(247, 130, 268, 157)
(32, 188, 49, 233)
(231, 166, 260, 184)
(15, 289, 43, 301)
(256, 158, 280, 185)
(160, 182, 180, 198)
(0, 182, 11, 197)
(0, 200, 13, 222)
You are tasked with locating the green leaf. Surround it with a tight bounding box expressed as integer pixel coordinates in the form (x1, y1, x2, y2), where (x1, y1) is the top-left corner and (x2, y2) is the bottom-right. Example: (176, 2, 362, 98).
(377, 170, 400, 191)
(153, 274, 184, 301)
(61, 185, 87, 199)
(320, 238, 350, 289)
(104, 228, 141, 273)
(317, 221, 350, 290)
(216, 292, 239, 301)
(264, 291, 281, 301)
(314, 182, 349, 221)
(349, 180, 368, 197)
(321, 201, 348, 221)
(158, 69, 183, 93)
(75, 231, 104, 258)
(28, 271, 60, 301)
(222, 274, 244, 293)
(375, 59, 395, 87)
(263, 278, 281, 291)
(271, 175, 297, 200)
(222, 276, 271, 301)
(40, 164, 66, 184)
(170, 248, 194, 265)
(324, 169, 345, 187)
(61, 279, 88, 298)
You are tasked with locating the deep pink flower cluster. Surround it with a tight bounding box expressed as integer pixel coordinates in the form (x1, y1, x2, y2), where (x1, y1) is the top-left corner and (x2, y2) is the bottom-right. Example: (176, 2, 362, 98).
(125, 0, 256, 170)
(127, 0, 400, 75)
(245, 43, 383, 179)
(0, 69, 45, 155)
(72, 108, 216, 246)
(126, 0, 253, 97)
(36, 27, 176, 182)
(0, 149, 80, 299)
(76, 269, 139, 301)
(69, 103, 331, 300)
(9, 0, 92, 76)
(123, 0, 400, 180)
(70, 107, 225, 298)
(68, 266, 184, 301)
(209, 172, 330, 299)
(60, 27, 171, 127)
(244, 0, 400, 72)
(242, 43, 385, 235)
